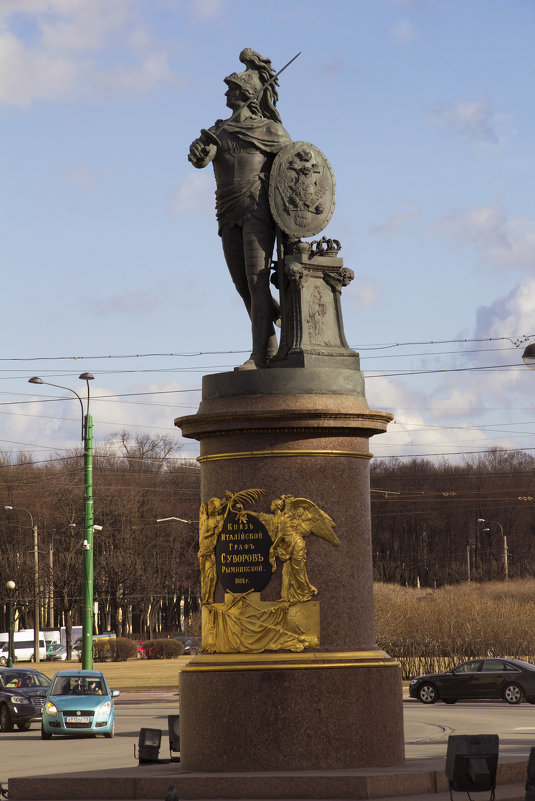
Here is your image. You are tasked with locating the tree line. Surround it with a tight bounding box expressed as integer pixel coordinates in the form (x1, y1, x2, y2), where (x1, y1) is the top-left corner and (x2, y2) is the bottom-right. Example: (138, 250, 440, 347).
(1, 438, 533, 639)
(0, 432, 200, 640)
(371, 448, 535, 587)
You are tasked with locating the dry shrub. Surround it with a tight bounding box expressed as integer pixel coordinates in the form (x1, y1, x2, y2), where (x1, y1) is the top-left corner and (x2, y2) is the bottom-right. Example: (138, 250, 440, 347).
(142, 638, 184, 659)
(93, 637, 138, 662)
(93, 639, 112, 662)
(112, 637, 139, 661)
(374, 578, 535, 678)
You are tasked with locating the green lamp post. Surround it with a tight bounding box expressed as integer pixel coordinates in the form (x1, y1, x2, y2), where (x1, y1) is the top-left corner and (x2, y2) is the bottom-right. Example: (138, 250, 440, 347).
(29, 373, 96, 669)
(6, 581, 15, 668)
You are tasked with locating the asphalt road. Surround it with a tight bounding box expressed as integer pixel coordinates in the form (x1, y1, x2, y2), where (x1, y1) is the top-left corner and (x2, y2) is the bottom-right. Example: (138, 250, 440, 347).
(0, 692, 180, 785)
(1, 694, 535, 786)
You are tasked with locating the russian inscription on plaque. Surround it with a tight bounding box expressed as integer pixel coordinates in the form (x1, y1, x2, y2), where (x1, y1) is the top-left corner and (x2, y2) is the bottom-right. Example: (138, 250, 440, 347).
(199, 490, 339, 653)
(215, 511, 272, 593)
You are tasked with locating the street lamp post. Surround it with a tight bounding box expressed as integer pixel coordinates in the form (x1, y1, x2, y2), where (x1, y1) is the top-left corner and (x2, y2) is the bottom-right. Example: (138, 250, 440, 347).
(6, 581, 15, 668)
(29, 373, 95, 669)
(4, 505, 40, 661)
(478, 518, 508, 581)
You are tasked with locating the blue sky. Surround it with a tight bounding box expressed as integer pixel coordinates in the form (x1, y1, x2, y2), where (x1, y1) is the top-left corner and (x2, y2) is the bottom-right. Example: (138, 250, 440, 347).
(1, 0, 534, 464)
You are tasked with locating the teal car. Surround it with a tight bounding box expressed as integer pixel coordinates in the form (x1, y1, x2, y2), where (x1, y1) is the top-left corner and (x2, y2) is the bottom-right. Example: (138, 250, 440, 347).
(41, 670, 120, 739)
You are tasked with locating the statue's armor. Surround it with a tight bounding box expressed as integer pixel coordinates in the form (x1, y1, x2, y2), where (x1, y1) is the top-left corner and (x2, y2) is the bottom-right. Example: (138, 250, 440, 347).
(213, 129, 274, 234)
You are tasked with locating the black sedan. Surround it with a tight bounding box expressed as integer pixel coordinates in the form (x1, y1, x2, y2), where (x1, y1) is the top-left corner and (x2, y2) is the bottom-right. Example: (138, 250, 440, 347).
(0, 667, 52, 731)
(409, 658, 535, 705)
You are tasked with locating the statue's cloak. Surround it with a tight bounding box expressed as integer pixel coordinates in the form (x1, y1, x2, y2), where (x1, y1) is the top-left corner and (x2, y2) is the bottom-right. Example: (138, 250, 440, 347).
(211, 118, 292, 232)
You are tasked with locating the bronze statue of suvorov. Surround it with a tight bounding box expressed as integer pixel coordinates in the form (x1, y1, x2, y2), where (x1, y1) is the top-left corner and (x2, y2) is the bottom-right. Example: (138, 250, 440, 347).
(188, 49, 292, 370)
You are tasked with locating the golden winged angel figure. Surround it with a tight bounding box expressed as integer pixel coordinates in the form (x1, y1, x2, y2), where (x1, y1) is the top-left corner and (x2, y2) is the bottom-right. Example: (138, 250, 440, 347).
(256, 494, 340, 602)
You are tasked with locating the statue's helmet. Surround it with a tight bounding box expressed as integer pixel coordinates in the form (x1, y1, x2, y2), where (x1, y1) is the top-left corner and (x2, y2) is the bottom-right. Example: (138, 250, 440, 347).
(224, 69, 262, 99)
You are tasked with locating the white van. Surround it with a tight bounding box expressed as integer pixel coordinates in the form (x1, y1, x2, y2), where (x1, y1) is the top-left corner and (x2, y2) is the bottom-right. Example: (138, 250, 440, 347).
(0, 630, 47, 664)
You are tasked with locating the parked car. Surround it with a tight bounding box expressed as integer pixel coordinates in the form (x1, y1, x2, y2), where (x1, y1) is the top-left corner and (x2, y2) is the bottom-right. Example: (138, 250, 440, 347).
(172, 635, 201, 655)
(40, 669, 120, 739)
(136, 642, 147, 658)
(0, 631, 47, 664)
(46, 644, 67, 661)
(410, 658, 535, 705)
(0, 667, 52, 732)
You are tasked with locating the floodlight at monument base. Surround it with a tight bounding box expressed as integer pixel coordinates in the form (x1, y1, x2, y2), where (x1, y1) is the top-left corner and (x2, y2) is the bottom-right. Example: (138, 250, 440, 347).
(526, 747, 535, 801)
(445, 734, 498, 796)
(168, 715, 180, 761)
(135, 728, 161, 763)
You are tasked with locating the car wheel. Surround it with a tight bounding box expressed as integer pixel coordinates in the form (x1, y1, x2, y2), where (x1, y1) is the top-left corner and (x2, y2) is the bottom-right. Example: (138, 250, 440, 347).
(0, 704, 14, 732)
(104, 723, 114, 739)
(443, 699, 458, 705)
(417, 683, 438, 704)
(41, 725, 52, 740)
(503, 683, 524, 705)
(17, 721, 32, 731)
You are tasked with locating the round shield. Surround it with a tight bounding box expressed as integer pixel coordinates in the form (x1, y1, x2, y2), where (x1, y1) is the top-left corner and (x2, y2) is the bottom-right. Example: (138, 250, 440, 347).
(269, 141, 336, 238)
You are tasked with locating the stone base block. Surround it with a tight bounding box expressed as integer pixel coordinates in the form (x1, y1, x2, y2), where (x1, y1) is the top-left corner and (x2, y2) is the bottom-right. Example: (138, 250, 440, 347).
(179, 650, 405, 771)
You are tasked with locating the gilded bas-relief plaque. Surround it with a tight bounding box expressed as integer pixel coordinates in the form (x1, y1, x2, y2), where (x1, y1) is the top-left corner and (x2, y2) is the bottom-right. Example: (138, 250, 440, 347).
(199, 489, 339, 653)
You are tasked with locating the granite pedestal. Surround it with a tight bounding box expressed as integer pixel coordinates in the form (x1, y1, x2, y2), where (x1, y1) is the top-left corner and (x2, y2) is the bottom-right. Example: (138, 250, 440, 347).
(175, 367, 404, 772)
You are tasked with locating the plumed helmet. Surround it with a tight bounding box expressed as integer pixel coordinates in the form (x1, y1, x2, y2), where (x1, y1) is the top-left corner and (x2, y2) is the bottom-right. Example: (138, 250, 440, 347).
(224, 69, 263, 99)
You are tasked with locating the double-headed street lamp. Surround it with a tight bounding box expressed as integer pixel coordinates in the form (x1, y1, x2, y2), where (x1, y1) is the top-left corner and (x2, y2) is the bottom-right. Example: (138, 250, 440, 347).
(29, 373, 95, 669)
(6, 580, 15, 667)
(4, 506, 40, 661)
(522, 342, 535, 370)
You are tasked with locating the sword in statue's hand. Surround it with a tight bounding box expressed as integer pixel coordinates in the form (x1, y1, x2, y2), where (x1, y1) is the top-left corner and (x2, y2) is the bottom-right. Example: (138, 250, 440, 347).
(188, 51, 301, 160)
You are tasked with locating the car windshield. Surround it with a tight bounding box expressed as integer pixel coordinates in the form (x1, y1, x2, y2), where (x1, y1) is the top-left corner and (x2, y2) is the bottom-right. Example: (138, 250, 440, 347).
(0, 671, 51, 689)
(51, 675, 106, 696)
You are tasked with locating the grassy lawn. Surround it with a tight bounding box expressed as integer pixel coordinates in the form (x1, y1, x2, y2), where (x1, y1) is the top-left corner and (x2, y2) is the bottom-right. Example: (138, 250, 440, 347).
(28, 657, 193, 692)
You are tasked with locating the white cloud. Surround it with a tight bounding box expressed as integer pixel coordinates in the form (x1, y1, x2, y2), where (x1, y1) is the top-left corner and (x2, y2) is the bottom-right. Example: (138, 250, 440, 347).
(189, 0, 225, 21)
(389, 19, 418, 44)
(348, 279, 382, 309)
(474, 279, 535, 342)
(63, 164, 100, 188)
(170, 170, 215, 217)
(371, 200, 420, 236)
(433, 205, 535, 273)
(0, 1, 177, 105)
(81, 291, 159, 317)
(0, 29, 78, 105)
(427, 99, 510, 147)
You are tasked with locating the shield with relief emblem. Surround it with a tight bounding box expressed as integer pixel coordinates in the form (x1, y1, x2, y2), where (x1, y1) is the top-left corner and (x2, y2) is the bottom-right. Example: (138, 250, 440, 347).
(269, 141, 336, 238)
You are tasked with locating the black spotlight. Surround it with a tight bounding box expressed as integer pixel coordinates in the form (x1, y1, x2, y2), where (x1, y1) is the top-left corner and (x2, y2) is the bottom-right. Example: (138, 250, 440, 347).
(168, 715, 180, 762)
(445, 734, 499, 796)
(136, 727, 162, 764)
(526, 746, 535, 801)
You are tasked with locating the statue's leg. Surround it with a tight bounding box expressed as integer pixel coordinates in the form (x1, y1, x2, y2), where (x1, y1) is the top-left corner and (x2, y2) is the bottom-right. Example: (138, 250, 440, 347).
(221, 224, 252, 316)
(242, 216, 278, 368)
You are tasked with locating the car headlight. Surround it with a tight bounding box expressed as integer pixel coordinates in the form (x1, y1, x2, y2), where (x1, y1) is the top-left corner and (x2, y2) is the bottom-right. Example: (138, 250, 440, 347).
(45, 701, 58, 715)
(10, 695, 27, 705)
(409, 679, 418, 686)
(96, 702, 111, 720)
